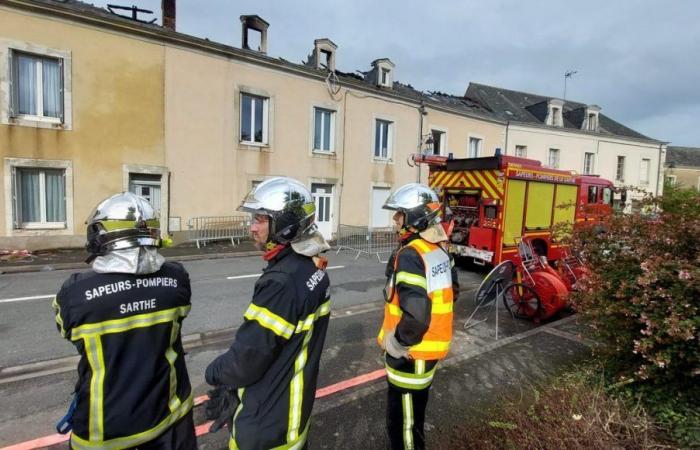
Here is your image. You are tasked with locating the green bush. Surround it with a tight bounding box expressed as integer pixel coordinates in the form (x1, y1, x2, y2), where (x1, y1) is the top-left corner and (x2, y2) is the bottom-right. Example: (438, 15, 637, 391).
(570, 185, 699, 385)
(569, 184, 700, 446)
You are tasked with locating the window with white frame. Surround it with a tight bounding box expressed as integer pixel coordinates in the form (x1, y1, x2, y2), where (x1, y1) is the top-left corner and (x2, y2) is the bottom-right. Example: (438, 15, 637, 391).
(240, 93, 268, 144)
(10, 50, 64, 122)
(381, 68, 390, 86)
(640, 158, 650, 185)
(374, 119, 393, 160)
(313, 107, 335, 152)
(665, 174, 677, 186)
(587, 113, 598, 131)
(515, 145, 527, 158)
(430, 129, 445, 156)
(12, 167, 66, 228)
(616, 156, 625, 181)
(548, 148, 560, 168)
(583, 152, 595, 175)
(468, 137, 482, 158)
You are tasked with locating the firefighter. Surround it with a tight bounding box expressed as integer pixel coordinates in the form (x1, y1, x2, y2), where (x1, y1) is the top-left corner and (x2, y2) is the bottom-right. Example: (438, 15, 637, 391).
(52, 192, 196, 449)
(379, 183, 459, 450)
(205, 177, 331, 449)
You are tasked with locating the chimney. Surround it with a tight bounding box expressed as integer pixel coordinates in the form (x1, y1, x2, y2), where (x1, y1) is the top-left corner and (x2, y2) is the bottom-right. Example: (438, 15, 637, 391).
(240, 15, 269, 54)
(162, 0, 176, 31)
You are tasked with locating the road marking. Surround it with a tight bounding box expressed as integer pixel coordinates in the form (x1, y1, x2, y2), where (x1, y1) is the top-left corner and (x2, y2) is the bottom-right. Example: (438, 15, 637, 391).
(225, 273, 259, 280)
(226, 265, 344, 280)
(0, 294, 53, 304)
(315, 369, 386, 398)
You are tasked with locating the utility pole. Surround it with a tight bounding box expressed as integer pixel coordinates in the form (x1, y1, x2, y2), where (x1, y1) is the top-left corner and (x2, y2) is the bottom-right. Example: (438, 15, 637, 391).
(563, 70, 577, 100)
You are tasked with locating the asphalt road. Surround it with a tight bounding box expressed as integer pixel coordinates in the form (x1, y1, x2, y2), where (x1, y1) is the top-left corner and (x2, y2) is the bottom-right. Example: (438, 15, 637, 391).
(0, 251, 417, 368)
(0, 252, 494, 447)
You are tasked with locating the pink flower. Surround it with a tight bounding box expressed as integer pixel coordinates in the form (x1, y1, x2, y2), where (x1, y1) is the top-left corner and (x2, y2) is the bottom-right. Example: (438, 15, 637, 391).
(679, 270, 691, 280)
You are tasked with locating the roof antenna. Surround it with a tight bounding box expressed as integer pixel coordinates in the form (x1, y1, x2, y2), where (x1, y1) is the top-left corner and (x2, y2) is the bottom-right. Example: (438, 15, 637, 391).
(107, 4, 157, 24)
(563, 70, 577, 101)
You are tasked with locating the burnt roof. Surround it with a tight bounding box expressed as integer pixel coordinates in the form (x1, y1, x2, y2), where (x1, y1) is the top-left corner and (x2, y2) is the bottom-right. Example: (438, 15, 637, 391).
(667, 146, 700, 168)
(465, 82, 661, 143)
(14, 0, 502, 123)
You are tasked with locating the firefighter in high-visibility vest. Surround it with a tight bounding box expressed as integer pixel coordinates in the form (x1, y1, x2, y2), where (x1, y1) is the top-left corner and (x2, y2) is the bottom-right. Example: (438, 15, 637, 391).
(52, 192, 196, 449)
(378, 183, 459, 450)
(205, 177, 331, 449)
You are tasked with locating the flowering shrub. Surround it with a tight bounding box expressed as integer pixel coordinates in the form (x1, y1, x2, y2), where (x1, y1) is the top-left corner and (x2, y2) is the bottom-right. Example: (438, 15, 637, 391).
(570, 185, 700, 386)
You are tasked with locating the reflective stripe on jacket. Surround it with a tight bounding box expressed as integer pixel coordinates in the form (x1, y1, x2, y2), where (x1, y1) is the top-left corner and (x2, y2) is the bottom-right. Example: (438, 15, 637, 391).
(53, 262, 193, 449)
(205, 247, 331, 450)
(378, 237, 454, 361)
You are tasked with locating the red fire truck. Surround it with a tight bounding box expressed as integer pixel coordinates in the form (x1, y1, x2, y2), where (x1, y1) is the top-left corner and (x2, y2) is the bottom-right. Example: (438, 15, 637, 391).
(413, 153, 615, 267)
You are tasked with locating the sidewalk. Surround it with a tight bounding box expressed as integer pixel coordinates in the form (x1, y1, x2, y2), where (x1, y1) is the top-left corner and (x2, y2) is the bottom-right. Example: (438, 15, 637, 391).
(308, 317, 590, 449)
(0, 240, 261, 274)
(194, 312, 592, 449)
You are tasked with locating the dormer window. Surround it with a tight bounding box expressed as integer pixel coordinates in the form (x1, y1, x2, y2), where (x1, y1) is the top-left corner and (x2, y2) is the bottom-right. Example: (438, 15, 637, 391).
(583, 105, 601, 132)
(381, 68, 389, 85)
(552, 107, 561, 126)
(547, 99, 564, 127)
(586, 114, 596, 131)
(240, 15, 269, 54)
(370, 58, 395, 88)
(310, 38, 337, 72)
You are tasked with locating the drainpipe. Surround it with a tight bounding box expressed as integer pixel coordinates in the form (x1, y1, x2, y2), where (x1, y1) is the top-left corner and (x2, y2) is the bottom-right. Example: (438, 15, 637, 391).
(504, 121, 510, 155)
(655, 143, 664, 196)
(417, 103, 426, 182)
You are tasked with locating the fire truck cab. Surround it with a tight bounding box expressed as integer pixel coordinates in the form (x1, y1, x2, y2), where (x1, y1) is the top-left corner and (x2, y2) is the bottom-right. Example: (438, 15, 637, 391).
(415, 154, 615, 266)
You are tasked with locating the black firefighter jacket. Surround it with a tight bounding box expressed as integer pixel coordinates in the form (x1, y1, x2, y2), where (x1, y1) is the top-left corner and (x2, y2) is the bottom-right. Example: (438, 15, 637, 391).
(52, 262, 193, 450)
(206, 246, 331, 450)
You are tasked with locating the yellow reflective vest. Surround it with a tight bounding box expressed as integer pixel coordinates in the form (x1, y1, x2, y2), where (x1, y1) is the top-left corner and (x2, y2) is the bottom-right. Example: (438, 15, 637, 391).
(378, 238, 454, 361)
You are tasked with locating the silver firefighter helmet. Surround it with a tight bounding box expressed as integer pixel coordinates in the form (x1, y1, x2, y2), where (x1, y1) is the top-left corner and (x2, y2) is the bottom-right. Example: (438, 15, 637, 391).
(383, 183, 441, 231)
(238, 177, 316, 244)
(86, 192, 161, 260)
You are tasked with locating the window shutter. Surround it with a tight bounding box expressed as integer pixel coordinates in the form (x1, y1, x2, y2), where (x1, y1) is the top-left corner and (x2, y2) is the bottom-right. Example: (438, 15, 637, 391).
(11, 167, 19, 229)
(58, 58, 65, 123)
(8, 50, 17, 118)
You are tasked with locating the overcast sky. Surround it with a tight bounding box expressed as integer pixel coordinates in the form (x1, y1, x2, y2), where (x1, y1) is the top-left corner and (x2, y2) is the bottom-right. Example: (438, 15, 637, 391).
(92, 0, 699, 146)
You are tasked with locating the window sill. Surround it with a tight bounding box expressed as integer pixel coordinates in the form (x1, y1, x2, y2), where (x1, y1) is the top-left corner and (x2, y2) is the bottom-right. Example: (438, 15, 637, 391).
(8, 116, 68, 130)
(312, 150, 336, 159)
(20, 223, 66, 230)
(372, 158, 394, 164)
(9, 226, 73, 237)
(238, 142, 271, 152)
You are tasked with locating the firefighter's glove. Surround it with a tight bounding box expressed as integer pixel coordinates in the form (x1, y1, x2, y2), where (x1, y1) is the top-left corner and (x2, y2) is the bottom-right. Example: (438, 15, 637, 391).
(384, 329, 411, 360)
(204, 386, 239, 433)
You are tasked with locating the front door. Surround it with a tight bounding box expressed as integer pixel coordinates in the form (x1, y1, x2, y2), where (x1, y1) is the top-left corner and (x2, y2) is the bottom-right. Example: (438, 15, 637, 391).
(129, 174, 162, 215)
(311, 183, 334, 240)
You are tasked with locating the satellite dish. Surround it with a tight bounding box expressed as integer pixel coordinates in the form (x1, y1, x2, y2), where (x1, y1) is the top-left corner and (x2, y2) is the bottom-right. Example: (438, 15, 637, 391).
(474, 260, 515, 306)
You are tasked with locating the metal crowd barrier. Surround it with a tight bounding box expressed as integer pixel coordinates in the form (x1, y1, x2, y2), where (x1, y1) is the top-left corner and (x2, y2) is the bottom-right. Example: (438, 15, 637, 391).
(335, 224, 398, 263)
(187, 215, 250, 248)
